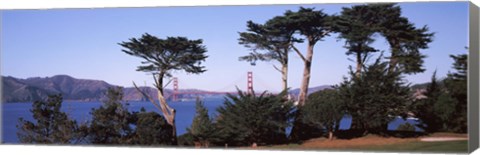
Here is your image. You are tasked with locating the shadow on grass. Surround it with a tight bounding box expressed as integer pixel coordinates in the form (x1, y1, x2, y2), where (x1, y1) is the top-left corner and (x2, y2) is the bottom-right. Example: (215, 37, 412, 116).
(346, 140, 468, 153)
(335, 130, 427, 139)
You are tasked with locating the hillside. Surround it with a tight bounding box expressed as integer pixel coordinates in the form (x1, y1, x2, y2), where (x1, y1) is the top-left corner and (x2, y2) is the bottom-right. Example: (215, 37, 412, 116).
(2, 75, 175, 103)
(2, 75, 335, 103)
(289, 85, 333, 96)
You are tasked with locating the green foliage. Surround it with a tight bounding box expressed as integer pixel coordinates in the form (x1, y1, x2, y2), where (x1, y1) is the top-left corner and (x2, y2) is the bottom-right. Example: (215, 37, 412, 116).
(448, 54, 467, 80)
(336, 5, 379, 72)
(442, 54, 468, 133)
(86, 87, 135, 144)
(396, 123, 416, 132)
(86, 87, 175, 145)
(238, 17, 297, 65)
(131, 111, 173, 145)
(119, 33, 208, 99)
(283, 7, 335, 42)
(120, 33, 209, 145)
(177, 133, 195, 146)
(215, 90, 294, 146)
(373, 3, 434, 74)
(187, 98, 216, 147)
(412, 54, 467, 133)
(338, 57, 411, 134)
(119, 33, 208, 77)
(17, 94, 79, 144)
(412, 71, 444, 132)
(302, 89, 344, 139)
(434, 93, 457, 130)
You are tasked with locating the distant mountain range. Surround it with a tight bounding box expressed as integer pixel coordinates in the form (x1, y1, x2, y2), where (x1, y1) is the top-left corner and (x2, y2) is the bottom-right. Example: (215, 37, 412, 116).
(1, 75, 166, 103)
(2, 75, 333, 103)
(289, 85, 334, 96)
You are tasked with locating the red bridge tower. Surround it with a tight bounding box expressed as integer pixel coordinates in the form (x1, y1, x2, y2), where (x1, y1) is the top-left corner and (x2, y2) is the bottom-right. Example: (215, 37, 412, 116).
(173, 77, 178, 101)
(247, 71, 253, 94)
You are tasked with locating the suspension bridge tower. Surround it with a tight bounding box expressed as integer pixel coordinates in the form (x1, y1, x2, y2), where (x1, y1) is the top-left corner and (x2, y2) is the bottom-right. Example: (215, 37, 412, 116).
(247, 71, 253, 94)
(173, 77, 179, 101)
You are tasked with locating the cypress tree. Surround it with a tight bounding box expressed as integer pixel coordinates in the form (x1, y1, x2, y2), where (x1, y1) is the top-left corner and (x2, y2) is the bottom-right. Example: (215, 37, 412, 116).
(86, 87, 134, 144)
(132, 110, 173, 145)
(412, 71, 445, 133)
(120, 33, 209, 144)
(302, 89, 344, 140)
(339, 57, 410, 135)
(238, 16, 300, 92)
(443, 54, 468, 133)
(187, 98, 215, 147)
(215, 90, 294, 146)
(17, 94, 79, 144)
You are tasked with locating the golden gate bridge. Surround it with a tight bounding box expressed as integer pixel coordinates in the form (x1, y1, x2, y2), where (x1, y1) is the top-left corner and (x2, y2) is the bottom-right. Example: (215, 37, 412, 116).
(167, 71, 276, 101)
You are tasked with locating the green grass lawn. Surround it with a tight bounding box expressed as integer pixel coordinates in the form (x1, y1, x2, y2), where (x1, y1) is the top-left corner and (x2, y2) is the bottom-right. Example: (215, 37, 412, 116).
(347, 140, 468, 153)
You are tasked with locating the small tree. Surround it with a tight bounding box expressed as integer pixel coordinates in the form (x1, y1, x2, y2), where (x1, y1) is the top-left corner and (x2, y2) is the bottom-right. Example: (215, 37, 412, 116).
(86, 87, 134, 144)
(302, 89, 344, 140)
(339, 56, 411, 135)
(120, 33, 208, 144)
(187, 98, 215, 147)
(215, 90, 294, 146)
(412, 71, 443, 133)
(132, 110, 173, 145)
(443, 54, 468, 133)
(17, 94, 79, 144)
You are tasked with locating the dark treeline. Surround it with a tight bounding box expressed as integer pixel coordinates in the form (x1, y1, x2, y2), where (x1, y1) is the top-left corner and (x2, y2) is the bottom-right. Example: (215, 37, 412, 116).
(17, 3, 468, 147)
(17, 87, 174, 145)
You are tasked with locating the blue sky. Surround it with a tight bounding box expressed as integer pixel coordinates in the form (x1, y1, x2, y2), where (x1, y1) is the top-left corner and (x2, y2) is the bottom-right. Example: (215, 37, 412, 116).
(1, 2, 469, 92)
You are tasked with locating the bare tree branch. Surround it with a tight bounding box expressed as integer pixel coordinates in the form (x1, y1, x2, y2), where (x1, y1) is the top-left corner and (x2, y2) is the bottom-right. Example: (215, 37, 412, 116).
(133, 82, 173, 125)
(273, 64, 282, 73)
(152, 73, 160, 89)
(291, 44, 306, 62)
(163, 78, 173, 89)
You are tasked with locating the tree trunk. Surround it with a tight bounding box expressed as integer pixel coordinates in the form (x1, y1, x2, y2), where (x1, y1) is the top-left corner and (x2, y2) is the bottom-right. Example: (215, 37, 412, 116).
(389, 52, 398, 74)
(171, 112, 177, 145)
(158, 74, 178, 145)
(133, 79, 177, 145)
(282, 49, 289, 93)
(297, 41, 315, 106)
(388, 39, 400, 74)
(281, 64, 288, 92)
(356, 51, 362, 78)
(328, 131, 334, 141)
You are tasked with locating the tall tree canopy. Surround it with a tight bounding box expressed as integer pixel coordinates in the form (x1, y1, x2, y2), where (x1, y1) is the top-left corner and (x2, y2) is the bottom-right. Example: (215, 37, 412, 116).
(119, 33, 208, 144)
(375, 3, 434, 74)
(336, 5, 379, 77)
(238, 16, 300, 92)
(284, 7, 335, 106)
